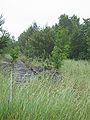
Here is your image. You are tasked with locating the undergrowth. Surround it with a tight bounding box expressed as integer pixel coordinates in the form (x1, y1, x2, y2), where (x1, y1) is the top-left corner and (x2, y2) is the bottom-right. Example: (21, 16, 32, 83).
(0, 60, 90, 120)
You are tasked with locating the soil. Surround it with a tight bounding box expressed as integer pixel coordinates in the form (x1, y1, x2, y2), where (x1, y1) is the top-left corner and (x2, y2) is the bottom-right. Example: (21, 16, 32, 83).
(0, 60, 62, 84)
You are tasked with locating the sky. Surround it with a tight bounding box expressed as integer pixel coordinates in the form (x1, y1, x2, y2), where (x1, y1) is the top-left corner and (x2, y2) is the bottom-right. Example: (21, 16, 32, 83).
(0, 0, 90, 40)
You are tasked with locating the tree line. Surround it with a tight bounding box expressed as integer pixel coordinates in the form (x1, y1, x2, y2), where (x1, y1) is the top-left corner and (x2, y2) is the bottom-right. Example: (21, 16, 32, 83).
(0, 14, 90, 68)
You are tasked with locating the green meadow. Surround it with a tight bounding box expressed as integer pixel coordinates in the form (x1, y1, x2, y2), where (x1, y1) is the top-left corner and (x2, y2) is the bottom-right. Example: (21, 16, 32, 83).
(0, 60, 90, 120)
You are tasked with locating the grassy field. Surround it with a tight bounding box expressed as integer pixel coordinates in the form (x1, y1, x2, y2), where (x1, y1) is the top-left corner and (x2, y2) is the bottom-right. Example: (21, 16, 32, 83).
(0, 60, 90, 120)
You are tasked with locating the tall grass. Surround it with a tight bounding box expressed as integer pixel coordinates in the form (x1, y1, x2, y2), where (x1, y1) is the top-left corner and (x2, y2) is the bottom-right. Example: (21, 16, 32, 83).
(0, 60, 90, 120)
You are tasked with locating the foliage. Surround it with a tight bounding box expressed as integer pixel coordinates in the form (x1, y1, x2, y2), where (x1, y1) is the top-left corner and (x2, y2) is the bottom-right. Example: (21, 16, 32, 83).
(31, 26, 55, 58)
(51, 28, 70, 69)
(17, 14, 90, 63)
(18, 24, 55, 59)
(0, 15, 9, 54)
(1, 13, 90, 69)
(9, 46, 19, 62)
(18, 22, 39, 57)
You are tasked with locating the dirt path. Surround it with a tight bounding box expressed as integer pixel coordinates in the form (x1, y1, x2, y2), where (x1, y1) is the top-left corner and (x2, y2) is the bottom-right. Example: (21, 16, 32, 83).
(0, 60, 62, 83)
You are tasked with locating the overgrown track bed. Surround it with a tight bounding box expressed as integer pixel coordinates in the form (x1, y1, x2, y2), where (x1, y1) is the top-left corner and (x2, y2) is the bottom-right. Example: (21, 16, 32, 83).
(0, 60, 62, 84)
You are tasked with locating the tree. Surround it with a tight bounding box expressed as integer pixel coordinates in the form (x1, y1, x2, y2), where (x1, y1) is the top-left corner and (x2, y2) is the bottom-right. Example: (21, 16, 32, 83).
(51, 14, 80, 68)
(82, 18, 90, 59)
(58, 14, 83, 60)
(31, 26, 55, 59)
(0, 15, 4, 30)
(0, 15, 11, 54)
(18, 24, 55, 59)
(52, 27, 70, 69)
(0, 31, 11, 54)
(69, 18, 90, 59)
(0, 15, 5, 53)
(18, 14, 90, 61)
(18, 22, 39, 57)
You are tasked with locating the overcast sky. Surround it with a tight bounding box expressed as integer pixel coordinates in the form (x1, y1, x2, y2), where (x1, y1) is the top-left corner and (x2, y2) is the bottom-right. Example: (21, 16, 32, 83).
(0, 0, 90, 39)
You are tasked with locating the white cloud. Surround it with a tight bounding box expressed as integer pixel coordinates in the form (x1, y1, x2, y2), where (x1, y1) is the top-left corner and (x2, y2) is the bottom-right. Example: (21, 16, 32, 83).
(0, 0, 90, 39)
